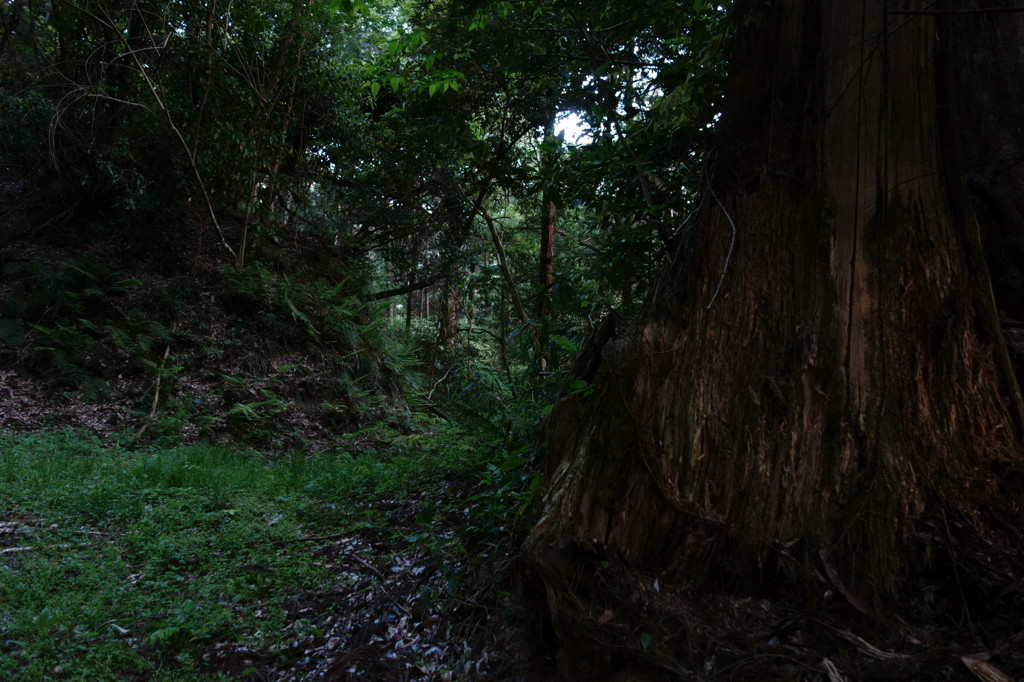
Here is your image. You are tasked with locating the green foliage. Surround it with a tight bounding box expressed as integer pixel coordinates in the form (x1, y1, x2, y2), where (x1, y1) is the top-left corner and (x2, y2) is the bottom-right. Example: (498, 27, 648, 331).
(0, 434, 324, 679)
(0, 91, 52, 179)
(226, 388, 289, 425)
(0, 425, 537, 679)
(220, 263, 374, 349)
(210, 262, 421, 440)
(1, 258, 172, 391)
(0, 318, 26, 348)
(1, 0, 736, 441)
(0, 425, 516, 675)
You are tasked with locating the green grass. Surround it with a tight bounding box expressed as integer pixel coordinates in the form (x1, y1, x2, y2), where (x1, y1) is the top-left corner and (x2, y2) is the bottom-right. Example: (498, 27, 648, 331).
(0, 429, 524, 680)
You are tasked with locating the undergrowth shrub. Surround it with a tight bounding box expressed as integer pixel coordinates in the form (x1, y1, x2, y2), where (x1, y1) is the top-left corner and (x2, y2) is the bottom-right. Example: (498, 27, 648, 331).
(1, 247, 429, 448)
(209, 261, 422, 440)
(0, 257, 173, 393)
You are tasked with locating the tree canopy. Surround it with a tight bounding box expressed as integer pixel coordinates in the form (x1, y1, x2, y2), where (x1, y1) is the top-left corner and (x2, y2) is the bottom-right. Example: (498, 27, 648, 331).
(0, 0, 730, 439)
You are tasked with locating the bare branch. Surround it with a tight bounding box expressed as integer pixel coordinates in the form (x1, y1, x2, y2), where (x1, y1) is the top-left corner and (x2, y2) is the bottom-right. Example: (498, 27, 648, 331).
(364, 272, 445, 301)
(78, 1, 239, 264)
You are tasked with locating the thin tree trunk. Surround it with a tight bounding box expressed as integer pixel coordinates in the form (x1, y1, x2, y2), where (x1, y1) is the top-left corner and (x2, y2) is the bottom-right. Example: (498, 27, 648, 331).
(537, 118, 557, 371)
(538, 192, 556, 372)
(405, 289, 413, 337)
(539, 196, 555, 308)
(539, 118, 557, 316)
(438, 283, 459, 349)
(482, 208, 530, 325)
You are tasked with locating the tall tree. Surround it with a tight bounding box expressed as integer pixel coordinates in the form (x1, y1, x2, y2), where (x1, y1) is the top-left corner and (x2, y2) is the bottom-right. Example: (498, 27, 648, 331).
(525, 1, 1024, 678)
(537, 117, 557, 372)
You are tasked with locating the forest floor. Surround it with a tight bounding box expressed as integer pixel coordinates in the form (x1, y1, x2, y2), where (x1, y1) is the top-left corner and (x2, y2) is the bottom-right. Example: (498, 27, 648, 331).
(3, 407, 1022, 682)
(0, 431, 555, 681)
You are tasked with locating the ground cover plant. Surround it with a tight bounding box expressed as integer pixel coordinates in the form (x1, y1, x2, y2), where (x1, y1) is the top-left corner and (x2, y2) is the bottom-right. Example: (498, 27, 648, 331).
(0, 429, 538, 680)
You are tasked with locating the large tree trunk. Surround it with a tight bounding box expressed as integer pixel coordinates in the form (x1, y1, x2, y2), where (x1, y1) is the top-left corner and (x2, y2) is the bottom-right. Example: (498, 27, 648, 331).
(524, 2, 1024, 678)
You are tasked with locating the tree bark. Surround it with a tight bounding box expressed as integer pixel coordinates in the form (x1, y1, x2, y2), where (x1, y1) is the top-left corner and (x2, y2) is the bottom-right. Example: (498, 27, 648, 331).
(539, 195, 555, 312)
(438, 283, 459, 349)
(524, 1, 1024, 677)
(538, 185, 556, 372)
(539, 117, 557, 319)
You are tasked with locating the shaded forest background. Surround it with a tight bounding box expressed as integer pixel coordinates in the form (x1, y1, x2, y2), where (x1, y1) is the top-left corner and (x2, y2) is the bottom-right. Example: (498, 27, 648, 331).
(0, 0, 726, 450)
(0, 3, 728, 676)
